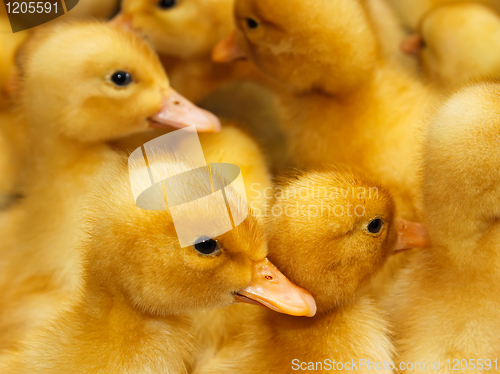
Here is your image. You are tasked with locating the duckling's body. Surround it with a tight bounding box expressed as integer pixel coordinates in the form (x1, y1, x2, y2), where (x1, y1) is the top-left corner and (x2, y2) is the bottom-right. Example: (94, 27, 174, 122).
(0, 21, 219, 351)
(389, 82, 500, 372)
(2, 157, 314, 373)
(114, 124, 272, 217)
(402, 2, 500, 90)
(197, 168, 429, 374)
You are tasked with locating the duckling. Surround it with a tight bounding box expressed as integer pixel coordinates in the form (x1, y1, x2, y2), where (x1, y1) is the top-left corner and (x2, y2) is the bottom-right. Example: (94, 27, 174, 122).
(388, 82, 500, 373)
(116, 0, 256, 103)
(0, 20, 220, 350)
(1, 157, 315, 373)
(214, 0, 435, 222)
(401, 2, 500, 90)
(196, 167, 429, 374)
(386, 0, 500, 31)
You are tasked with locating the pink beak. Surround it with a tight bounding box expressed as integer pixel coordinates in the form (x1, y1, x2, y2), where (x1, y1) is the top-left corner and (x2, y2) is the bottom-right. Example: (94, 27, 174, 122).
(212, 30, 247, 63)
(148, 90, 221, 132)
(401, 34, 423, 56)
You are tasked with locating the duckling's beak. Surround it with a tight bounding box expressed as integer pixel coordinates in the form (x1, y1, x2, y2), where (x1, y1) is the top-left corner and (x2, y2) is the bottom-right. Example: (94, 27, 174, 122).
(394, 218, 430, 254)
(109, 13, 134, 32)
(401, 34, 423, 56)
(234, 258, 317, 317)
(149, 90, 221, 132)
(212, 31, 247, 63)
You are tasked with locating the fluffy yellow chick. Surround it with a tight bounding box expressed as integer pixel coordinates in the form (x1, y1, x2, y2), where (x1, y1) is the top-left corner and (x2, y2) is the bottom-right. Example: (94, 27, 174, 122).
(0, 20, 219, 350)
(214, 0, 434, 222)
(116, 0, 255, 103)
(389, 82, 500, 372)
(1, 157, 315, 373)
(401, 2, 500, 90)
(386, 0, 500, 31)
(196, 167, 429, 374)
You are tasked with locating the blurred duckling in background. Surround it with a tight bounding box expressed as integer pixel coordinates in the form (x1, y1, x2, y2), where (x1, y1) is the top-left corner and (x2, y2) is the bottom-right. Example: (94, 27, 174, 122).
(117, 0, 252, 103)
(0, 20, 219, 350)
(118, 0, 416, 105)
(386, 0, 500, 31)
(1, 158, 315, 373)
(401, 2, 500, 90)
(196, 167, 429, 374)
(389, 82, 500, 372)
(214, 0, 434, 222)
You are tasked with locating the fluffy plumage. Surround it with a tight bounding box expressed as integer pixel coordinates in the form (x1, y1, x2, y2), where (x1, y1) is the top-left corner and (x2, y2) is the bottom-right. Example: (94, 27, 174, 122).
(389, 82, 500, 372)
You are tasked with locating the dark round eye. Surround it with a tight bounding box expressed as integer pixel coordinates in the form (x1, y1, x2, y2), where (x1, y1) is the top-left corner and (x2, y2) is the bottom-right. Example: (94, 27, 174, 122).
(194, 238, 220, 256)
(367, 218, 383, 234)
(111, 71, 133, 87)
(157, 0, 176, 9)
(246, 18, 259, 29)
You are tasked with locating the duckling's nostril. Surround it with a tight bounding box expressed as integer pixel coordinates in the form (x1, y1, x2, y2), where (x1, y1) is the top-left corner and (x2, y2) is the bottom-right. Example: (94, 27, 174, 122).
(173, 100, 181, 105)
(265, 275, 273, 281)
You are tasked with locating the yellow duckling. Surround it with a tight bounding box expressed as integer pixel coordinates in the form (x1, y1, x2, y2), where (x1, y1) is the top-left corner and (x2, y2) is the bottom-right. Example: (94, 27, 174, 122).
(389, 82, 500, 372)
(196, 167, 429, 374)
(401, 2, 500, 90)
(386, 0, 500, 31)
(0, 20, 219, 350)
(116, 0, 256, 103)
(214, 0, 435, 222)
(1, 157, 315, 373)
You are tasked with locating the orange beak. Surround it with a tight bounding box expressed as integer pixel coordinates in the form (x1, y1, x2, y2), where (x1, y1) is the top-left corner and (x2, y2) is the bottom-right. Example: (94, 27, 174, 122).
(212, 31, 247, 63)
(148, 89, 221, 132)
(394, 218, 430, 254)
(109, 13, 134, 32)
(401, 34, 423, 56)
(235, 258, 317, 317)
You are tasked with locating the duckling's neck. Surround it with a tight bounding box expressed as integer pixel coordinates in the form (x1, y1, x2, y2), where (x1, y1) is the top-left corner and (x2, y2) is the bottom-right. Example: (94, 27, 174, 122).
(32, 130, 106, 176)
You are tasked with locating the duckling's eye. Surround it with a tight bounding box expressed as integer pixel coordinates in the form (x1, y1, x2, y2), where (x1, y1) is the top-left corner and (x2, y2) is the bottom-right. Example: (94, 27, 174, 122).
(111, 71, 133, 87)
(367, 218, 383, 234)
(246, 18, 259, 29)
(194, 238, 220, 256)
(157, 0, 176, 9)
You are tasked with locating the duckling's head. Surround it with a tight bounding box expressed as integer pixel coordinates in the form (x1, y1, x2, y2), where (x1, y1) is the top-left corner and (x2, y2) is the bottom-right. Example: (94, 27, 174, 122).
(401, 3, 500, 89)
(213, 0, 379, 95)
(15, 21, 219, 143)
(265, 167, 428, 313)
(119, 0, 234, 59)
(82, 157, 316, 317)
